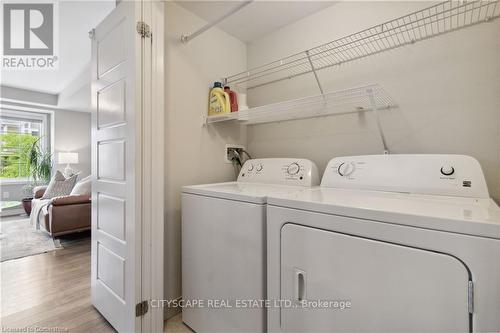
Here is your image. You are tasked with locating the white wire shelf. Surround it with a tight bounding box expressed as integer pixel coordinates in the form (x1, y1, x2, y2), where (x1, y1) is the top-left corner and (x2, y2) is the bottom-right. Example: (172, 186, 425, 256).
(205, 84, 395, 126)
(224, 0, 500, 89)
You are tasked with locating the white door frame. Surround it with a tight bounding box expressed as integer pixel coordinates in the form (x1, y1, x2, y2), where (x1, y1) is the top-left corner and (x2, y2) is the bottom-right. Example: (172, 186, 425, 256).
(140, 1, 165, 332)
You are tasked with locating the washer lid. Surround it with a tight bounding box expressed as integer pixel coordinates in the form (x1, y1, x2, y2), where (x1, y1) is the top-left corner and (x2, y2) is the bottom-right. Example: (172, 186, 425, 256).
(182, 182, 309, 204)
(268, 188, 500, 239)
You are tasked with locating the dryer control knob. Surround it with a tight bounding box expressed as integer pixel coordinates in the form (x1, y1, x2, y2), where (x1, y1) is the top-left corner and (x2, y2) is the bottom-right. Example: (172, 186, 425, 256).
(440, 166, 455, 176)
(287, 162, 300, 175)
(247, 164, 254, 171)
(256, 164, 263, 172)
(338, 162, 355, 177)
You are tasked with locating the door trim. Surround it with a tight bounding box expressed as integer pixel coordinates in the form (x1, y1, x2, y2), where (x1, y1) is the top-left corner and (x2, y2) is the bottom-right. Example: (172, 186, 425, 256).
(140, 1, 165, 332)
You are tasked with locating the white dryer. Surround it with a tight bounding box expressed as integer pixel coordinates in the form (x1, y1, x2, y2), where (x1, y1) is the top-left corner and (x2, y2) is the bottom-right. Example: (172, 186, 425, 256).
(267, 154, 500, 333)
(182, 158, 319, 333)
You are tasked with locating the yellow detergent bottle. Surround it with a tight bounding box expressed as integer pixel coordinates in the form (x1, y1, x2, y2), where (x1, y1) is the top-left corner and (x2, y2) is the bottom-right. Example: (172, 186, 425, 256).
(208, 82, 231, 116)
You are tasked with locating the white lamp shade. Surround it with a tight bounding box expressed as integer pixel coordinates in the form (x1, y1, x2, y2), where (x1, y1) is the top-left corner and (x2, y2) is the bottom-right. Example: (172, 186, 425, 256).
(58, 152, 79, 164)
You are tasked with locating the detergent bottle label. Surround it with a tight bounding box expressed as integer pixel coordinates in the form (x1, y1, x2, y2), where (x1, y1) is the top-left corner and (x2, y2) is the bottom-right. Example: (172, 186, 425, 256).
(208, 88, 229, 116)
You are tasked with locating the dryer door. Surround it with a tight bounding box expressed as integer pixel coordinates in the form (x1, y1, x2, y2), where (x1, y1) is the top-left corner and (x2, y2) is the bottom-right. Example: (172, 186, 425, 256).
(280, 223, 471, 333)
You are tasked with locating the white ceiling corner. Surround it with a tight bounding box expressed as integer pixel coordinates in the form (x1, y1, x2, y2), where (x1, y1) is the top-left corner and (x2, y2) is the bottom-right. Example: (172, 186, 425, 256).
(176, 1, 336, 43)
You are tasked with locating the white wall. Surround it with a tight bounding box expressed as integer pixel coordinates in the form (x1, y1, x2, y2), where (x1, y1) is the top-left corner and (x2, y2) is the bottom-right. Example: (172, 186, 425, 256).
(53, 109, 91, 179)
(57, 65, 92, 112)
(246, 1, 500, 203)
(164, 2, 247, 317)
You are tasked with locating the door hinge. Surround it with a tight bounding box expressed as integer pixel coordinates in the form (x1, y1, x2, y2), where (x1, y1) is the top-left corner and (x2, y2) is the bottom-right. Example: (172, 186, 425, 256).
(136, 21, 151, 38)
(467, 280, 474, 314)
(135, 300, 149, 317)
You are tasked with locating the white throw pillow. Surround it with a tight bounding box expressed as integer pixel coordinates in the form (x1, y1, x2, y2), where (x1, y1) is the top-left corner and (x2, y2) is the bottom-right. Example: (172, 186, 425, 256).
(41, 170, 78, 199)
(70, 175, 92, 196)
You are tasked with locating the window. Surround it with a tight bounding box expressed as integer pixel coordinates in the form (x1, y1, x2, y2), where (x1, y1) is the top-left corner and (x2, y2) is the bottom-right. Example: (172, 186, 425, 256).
(0, 110, 51, 181)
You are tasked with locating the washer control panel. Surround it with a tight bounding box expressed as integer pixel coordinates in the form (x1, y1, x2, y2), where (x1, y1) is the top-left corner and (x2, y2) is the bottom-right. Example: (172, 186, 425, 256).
(321, 154, 489, 198)
(238, 158, 320, 187)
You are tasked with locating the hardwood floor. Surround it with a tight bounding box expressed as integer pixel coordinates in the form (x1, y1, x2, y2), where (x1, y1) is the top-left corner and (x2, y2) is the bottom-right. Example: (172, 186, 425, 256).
(164, 313, 193, 333)
(0, 224, 192, 333)
(0, 234, 116, 332)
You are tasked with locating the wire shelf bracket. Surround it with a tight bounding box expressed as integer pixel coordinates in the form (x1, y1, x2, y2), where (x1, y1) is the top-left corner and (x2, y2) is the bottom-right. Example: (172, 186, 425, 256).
(367, 88, 390, 154)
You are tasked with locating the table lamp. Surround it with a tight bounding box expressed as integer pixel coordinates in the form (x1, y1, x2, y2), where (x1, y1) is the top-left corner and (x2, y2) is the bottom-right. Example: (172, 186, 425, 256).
(58, 152, 79, 177)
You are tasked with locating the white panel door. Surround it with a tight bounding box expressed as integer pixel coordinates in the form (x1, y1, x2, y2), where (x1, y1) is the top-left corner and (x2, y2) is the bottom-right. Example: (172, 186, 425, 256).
(91, 2, 142, 332)
(281, 224, 471, 333)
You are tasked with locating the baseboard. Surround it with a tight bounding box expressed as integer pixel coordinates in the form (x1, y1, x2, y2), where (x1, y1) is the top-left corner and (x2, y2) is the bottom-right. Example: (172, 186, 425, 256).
(164, 296, 182, 320)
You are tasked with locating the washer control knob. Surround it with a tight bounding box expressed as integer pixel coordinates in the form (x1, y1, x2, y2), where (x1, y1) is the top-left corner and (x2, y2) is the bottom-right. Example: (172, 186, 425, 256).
(338, 162, 355, 177)
(247, 164, 254, 171)
(287, 162, 300, 175)
(256, 164, 263, 172)
(440, 166, 455, 176)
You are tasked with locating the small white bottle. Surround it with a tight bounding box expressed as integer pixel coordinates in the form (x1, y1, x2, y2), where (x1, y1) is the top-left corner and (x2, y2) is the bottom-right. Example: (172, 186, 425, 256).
(237, 92, 249, 110)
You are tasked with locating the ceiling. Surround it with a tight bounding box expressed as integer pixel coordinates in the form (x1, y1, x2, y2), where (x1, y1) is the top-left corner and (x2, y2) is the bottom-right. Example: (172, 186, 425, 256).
(0, 1, 115, 95)
(1, 1, 335, 97)
(176, 1, 336, 43)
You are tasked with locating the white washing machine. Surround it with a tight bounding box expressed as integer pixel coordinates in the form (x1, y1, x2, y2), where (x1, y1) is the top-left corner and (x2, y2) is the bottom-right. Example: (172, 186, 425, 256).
(182, 158, 319, 333)
(267, 154, 500, 333)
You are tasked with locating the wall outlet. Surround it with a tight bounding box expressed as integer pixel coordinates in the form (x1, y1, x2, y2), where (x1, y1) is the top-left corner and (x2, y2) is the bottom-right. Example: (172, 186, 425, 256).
(225, 144, 245, 164)
(3, 191, 10, 199)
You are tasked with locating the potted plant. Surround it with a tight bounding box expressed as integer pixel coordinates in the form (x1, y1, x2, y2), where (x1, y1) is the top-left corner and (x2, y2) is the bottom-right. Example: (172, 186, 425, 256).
(21, 137, 52, 215)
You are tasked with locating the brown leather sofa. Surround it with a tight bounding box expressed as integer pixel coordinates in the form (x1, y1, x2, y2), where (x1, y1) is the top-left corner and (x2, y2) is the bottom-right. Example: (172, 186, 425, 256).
(33, 186, 91, 237)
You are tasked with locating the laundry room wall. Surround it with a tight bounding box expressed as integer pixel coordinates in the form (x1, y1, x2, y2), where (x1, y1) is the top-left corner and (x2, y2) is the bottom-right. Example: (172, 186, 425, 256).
(245, 1, 500, 203)
(164, 2, 247, 318)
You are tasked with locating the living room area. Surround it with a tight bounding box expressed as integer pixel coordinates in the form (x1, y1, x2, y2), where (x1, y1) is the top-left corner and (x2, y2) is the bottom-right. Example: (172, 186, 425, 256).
(0, 0, 116, 330)
(1, 104, 92, 260)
